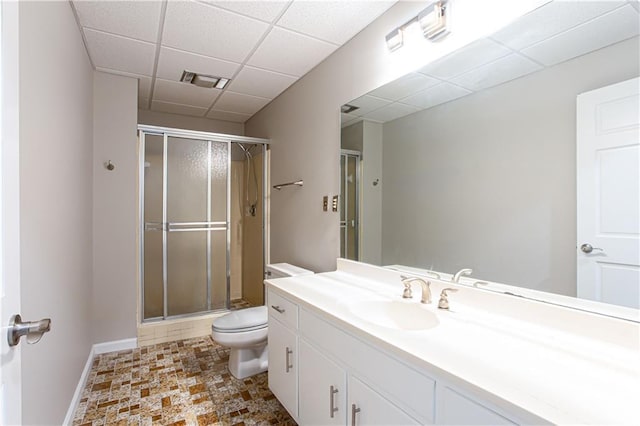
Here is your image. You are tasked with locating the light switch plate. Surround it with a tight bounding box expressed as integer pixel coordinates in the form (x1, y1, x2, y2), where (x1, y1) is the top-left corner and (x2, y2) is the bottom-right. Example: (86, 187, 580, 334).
(323, 196, 328, 211)
(332, 195, 339, 212)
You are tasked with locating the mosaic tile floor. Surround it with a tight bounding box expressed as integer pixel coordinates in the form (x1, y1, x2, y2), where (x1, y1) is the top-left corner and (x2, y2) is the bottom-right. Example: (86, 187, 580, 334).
(73, 336, 295, 426)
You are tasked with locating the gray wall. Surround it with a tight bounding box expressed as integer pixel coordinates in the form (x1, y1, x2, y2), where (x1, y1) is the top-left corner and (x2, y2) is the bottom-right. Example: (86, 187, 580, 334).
(18, 1, 94, 423)
(93, 72, 138, 343)
(381, 37, 639, 296)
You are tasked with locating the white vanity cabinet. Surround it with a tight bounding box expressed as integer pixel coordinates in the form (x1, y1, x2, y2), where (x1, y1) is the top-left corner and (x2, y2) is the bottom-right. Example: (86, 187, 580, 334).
(267, 287, 522, 425)
(267, 291, 299, 418)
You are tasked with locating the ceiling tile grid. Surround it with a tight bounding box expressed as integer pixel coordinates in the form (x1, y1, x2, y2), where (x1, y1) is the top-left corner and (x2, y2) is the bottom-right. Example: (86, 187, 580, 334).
(72, 0, 397, 123)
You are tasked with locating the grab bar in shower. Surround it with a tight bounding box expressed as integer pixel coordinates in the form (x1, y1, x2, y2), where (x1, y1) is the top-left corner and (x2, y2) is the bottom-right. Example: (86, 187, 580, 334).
(273, 180, 303, 190)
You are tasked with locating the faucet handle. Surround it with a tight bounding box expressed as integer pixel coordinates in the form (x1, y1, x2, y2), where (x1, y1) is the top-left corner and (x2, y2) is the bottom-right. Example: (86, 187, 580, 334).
(402, 282, 413, 298)
(438, 288, 459, 310)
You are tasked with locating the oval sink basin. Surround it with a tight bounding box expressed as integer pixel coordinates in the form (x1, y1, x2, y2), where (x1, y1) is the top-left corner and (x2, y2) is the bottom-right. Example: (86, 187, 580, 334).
(348, 301, 439, 331)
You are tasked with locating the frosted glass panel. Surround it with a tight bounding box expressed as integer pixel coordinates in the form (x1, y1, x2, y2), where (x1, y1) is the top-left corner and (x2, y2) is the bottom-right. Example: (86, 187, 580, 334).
(346, 156, 358, 260)
(144, 135, 164, 223)
(211, 142, 229, 222)
(143, 231, 163, 319)
(167, 137, 209, 223)
(167, 231, 208, 316)
(210, 230, 228, 310)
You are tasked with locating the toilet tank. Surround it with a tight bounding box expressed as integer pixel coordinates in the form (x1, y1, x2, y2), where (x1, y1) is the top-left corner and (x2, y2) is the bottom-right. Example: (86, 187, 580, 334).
(265, 263, 314, 279)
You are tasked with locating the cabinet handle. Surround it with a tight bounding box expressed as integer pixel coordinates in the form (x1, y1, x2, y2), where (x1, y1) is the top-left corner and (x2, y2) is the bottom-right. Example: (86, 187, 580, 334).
(351, 404, 360, 426)
(330, 385, 339, 418)
(285, 347, 293, 372)
(271, 305, 285, 314)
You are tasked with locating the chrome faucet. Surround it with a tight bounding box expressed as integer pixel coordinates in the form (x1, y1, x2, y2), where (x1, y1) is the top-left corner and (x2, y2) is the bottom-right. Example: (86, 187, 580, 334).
(452, 268, 473, 283)
(400, 275, 432, 304)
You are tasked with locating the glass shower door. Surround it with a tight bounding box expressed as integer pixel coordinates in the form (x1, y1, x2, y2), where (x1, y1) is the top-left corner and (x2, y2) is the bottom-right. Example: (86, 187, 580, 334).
(340, 150, 360, 260)
(142, 133, 229, 320)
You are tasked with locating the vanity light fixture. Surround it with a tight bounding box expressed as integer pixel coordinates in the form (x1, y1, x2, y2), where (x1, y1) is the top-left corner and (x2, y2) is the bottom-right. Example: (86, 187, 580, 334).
(385, 27, 404, 52)
(419, 1, 449, 40)
(386, 1, 449, 51)
(180, 71, 230, 89)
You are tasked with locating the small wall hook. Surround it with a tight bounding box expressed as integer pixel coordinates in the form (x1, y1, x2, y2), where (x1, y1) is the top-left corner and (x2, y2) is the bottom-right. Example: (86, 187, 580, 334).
(105, 160, 115, 171)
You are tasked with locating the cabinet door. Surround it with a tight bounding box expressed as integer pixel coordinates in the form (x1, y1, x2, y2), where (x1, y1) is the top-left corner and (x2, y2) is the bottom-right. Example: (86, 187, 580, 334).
(437, 386, 517, 425)
(268, 318, 298, 418)
(348, 375, 420, 426)
(299, 339, 347, 425)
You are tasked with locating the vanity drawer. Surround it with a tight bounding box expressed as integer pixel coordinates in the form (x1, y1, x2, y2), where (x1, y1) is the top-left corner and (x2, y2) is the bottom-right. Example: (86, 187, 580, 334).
(300, 308, 436, 424)
(267, 289, 298, 330)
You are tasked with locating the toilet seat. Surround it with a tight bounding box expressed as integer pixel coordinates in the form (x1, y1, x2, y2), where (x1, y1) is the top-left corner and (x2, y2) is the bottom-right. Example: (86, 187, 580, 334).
(212, 306, 267, 333)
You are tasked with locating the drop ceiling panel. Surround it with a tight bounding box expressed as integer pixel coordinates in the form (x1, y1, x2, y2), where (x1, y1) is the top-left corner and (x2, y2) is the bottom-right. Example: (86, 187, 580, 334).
(348, 95, 390, 116)
(363, 102, 419, 122)
(247, 27, 338, 76)
(154, 79, 221, 108)
(277, 1, 395, 44)
(156, 47, 240, 82)
(151, 100, 208, 116)
(418, 39, 513, 80)
(401, 83, 472, 110)
(84, 29, 156, 76)
(202, 1, 290, 23)
(368, 73, 440, 101)
(521, 5, 640, 66)
(72, 0, 163, 43)
(227, 66, 297, 99)
(214, 91, 271, 115)
(162, 1, 270, 63)
(206, 109, 253, 123)
(491, 0, 625, 50)
(451, 54, 543, 92)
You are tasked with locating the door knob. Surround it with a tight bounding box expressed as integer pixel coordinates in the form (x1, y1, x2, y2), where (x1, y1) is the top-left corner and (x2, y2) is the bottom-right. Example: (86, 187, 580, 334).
(7, 314, 51, 347)
(580, 243, 603, 254)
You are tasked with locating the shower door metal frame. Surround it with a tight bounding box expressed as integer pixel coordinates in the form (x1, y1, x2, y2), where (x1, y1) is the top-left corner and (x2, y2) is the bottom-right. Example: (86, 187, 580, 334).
(138, 125, 269, 323)
(340, 149, 361, 260)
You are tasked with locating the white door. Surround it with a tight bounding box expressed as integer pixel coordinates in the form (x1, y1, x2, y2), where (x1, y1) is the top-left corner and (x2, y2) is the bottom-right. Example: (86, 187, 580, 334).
(577, 77, 640, 309)
(0, 0, 23, 423)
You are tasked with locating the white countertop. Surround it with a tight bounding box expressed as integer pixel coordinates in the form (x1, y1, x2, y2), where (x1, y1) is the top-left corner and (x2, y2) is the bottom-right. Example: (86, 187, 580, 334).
(265, 262, 640, 425)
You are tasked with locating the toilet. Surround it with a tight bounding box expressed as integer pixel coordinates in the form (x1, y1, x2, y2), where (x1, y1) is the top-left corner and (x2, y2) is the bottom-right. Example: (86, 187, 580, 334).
(212, 263, 313, 379)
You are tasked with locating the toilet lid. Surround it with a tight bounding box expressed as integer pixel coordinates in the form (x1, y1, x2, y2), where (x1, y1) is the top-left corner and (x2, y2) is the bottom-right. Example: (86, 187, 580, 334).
(212, 305, 268, 332)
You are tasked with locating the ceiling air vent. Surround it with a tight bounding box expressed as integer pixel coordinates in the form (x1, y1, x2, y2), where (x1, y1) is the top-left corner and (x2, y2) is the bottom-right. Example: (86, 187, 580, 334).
(341, 104, 360, 114)
(180, 71, 230, 89)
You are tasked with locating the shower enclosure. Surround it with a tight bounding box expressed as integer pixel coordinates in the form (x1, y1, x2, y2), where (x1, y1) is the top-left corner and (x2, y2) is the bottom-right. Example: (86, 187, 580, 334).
(139, 125, 268, 322)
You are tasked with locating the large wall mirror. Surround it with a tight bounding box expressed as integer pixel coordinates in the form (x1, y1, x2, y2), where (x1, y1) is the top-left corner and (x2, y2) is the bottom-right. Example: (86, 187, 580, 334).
(340, 0, 639, 319)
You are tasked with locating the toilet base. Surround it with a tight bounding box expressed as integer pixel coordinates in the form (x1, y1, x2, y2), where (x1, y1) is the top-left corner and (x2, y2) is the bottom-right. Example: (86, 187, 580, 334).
(228, 344, 269, 379)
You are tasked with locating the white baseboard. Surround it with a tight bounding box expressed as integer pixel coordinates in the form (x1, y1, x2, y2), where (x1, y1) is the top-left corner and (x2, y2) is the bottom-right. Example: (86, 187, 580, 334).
(63, 337, 137, 425)
(93, 337, 137, 355)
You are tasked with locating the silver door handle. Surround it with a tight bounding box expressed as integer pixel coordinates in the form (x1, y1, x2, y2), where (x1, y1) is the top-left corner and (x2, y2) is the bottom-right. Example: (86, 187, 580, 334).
(330, 385, 339, 418)
(580, 243, 603, 254)
(351, 404, 361, 426)
(7, 314, 51, 347)
(285, 347, 293, 372)
(271, 305, 285, 314)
